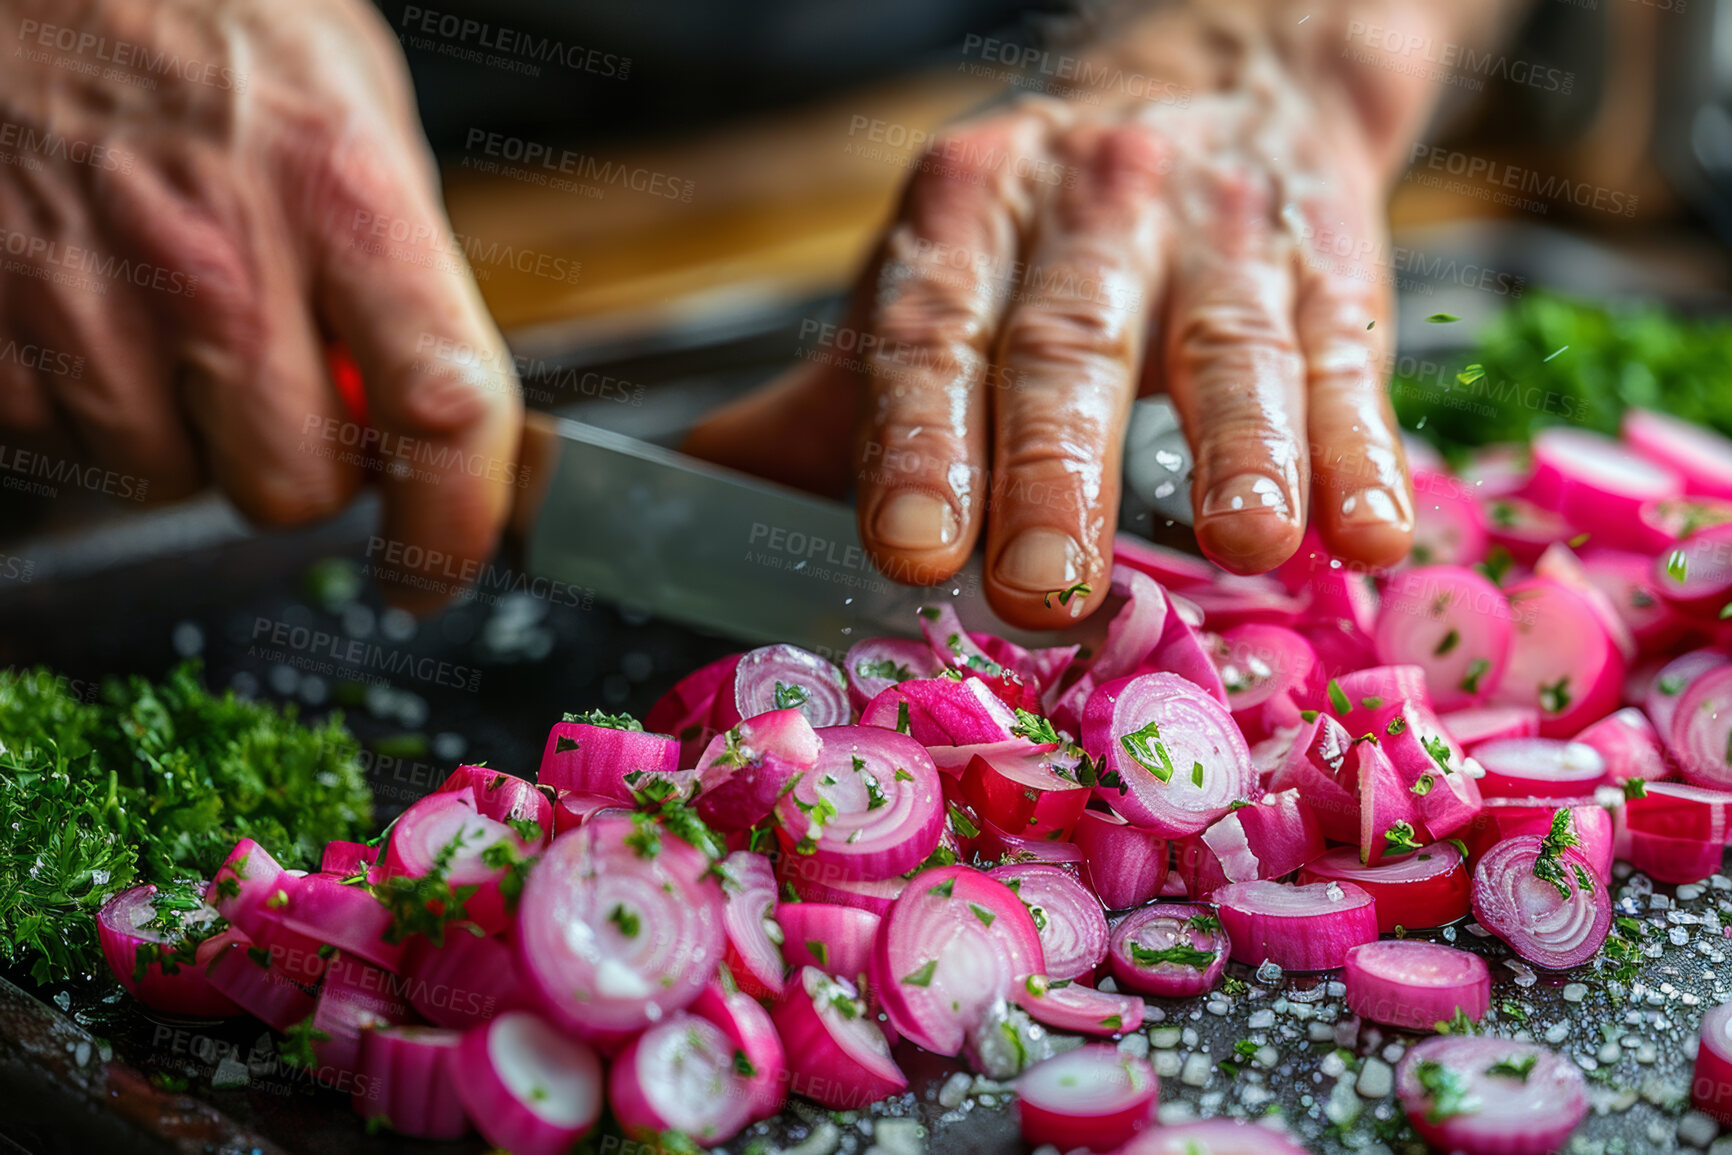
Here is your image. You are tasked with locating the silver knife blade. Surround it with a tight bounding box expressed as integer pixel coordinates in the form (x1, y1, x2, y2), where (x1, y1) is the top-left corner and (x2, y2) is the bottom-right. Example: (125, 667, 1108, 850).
(521, 415, 1066, 655)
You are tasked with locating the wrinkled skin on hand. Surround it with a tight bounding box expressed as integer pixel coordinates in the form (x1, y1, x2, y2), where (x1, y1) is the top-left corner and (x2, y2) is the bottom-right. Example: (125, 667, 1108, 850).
(0, 0, 520, 608)
(689, 5, 1431, 631)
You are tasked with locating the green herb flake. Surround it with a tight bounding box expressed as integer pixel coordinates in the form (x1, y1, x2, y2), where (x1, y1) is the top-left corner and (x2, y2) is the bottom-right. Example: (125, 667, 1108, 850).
(1126, 939, 1217, 971)
(774, 682, 810, 711)
(901, 959, 939, 987)
(1414, 1059, 1479, 1123)
(1010, 709, 1063, 746)
(1433, 629, 1461, 657)
(1043, 582, 1093, 609)
(562, 708, 644, 731)
(1384, 821, 1423, 854)
(969, 903, 997, 928)
(1327, 679, 1350, 714)
(1119, 719, 1175, 783)
(1459, 658, 1492, 695)
(1667, 549, 1688, 584)
(607, 903, 640, 938)
(1532, 808, 1583, 899)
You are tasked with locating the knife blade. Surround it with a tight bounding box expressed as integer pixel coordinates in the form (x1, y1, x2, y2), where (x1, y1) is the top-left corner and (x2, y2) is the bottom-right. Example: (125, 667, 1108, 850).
(515, 396, 1195, 652)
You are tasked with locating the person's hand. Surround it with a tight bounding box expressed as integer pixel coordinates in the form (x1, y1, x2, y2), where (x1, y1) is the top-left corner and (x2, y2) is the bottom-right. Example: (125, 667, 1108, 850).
(0, 0, 521, 609)
(688, 1, 1468, 630)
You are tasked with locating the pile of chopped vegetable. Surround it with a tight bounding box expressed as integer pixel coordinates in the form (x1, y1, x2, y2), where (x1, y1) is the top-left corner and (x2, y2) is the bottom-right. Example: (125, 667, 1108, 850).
(81, 409, 1732, 1154)
(0, 661, 370, 983)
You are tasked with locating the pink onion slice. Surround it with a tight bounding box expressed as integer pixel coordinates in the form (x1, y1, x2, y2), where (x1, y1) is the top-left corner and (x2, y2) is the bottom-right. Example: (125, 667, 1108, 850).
(774, 725, 942, 880)
(1297, 843, 1471, 934)
(1534, 543, 1639, 662)
(352, 1024, 468, 1140)
(379, 787, 542, 935)
(1495, 577, 1625, 737)
(552, 792, 624, 834)
(695, 707, 822, 831)
(1082, 672, 1255, 836)
(1375, 566, 1513, 711)
(1215, 623, 1318, 740)
(454, 1011, 603, 1155)
(1409, 469, 1490, 568)
(1085, 566, 1171, 686)
(1525, 426, 1683, 546)
(1213, 879, 1377, 971)
(320, 841, 379, 879)
(1107, 902, 1229, 998)
(1118, 1119, 1311, 1154)
(1693, 1001, 1732, 1124)
(713, 643, 850, 730)
(691, 982, 788, 1123)
(1624, 781, 1732, 842)
(210, 839, 287, 936)
(608, 1011, 753, 1145)
(775, 902, 881, 990)
(1573, 707, 1666, 784)
(1646, 649, 1731, 736)
(1355, 702, 1481, 844)
(1111, 535, 1217, 589)
(1580, 547, 1683, 650)
(204, 940, 315, 1030)
(987, 863, 1109, 981)
(1175, 788, 1324, 897)
(961, 746, 1089, 842)
(1347, 738, 1424, 868)
(1012, 976, 1144, 1037)
(1440, 705, 1540, 750)
(1656, 522, 1732, 620)
(1016, 1045, 1157, 1152)
(645, 652, 739, 743)
(1624, 406, 1732, 500)
(844, 637, 944, 710)
(1343, 940, 1490, 1032)
(718, 850, 786, 999)
(1629, 825, 1725, 884)
(1072, 807, 1169, 911)
(1470, 826, 1610, 969)
(96, 883, 241, 1017)
(435, 764, 554, 838)
(515, 815, 724, 1036)
(1671, 665, 1732, 788)
(772, 967, 907, 1110)
(1265, 714, 1358, 844)
(1471, 737, 1606, 799)
(246, 882, 334, 987)
(310, 952, 416, 1077)
(537, 717, 680, 803)
(397, 923, 524, 1029)
(1395, 1035, 1587, 1155)
(870, 865, 1042, 1056)
(1483, 496, 1574, 566)
(777, 851, 907, 914)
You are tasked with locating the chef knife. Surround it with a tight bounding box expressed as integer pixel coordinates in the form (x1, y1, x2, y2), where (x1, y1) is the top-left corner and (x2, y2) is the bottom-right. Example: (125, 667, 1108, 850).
(514, 396, 1194, 654)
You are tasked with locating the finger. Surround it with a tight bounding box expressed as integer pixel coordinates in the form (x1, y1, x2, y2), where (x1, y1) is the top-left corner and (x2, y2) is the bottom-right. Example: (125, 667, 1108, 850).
(311, 134, 522, 612)
(11, 166, 201, 498)
(1164, 165, 1307, 575)
(1291, 200, 1412, 568)
(98, 160, 359, 521)
(985, 123, 1169, 628)
(852, 113, 1049, 589)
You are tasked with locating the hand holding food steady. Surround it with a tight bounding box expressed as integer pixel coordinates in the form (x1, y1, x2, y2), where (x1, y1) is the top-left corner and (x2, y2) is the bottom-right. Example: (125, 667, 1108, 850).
(690, 0, 1515, 629)
(0, 0, 521, 609)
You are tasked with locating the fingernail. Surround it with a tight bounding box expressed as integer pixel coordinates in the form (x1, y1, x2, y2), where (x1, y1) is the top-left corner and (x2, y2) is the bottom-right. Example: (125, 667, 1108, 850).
(874, 491, 958, 551)
(1340, 485, 1412, 530)
(996, 528, 1083, 593)
(1201, 473, 1294, 520)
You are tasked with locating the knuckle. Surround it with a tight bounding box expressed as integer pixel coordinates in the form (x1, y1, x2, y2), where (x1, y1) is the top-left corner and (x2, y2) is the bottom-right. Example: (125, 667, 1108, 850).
(998, 299, 1136, 377)
(1075, 124, 1172, 194)
(1173, 300, 1301, 379)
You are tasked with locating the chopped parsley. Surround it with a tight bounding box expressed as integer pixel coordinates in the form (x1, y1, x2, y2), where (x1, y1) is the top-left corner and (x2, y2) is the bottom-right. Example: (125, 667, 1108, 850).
(1186, 913, 1221, 933)
(774, 682, 811, 711)
(1485, 1054, 1537, 1082)
(1411, 774, 1435, 796)
(901, 959, 939, 987)
(1531, 808, 1583, 898)
(1126, 940, 1217, 971)
(1414, 1059, 1479, 1122)
(1421, 733, 1453, 773)
(1043, 582, 1092, 609)
(1119, 719, 1176, 783)
(1538, 676, 1572, 716)
(562, 709, 644, 731)
(1459, 658, 1492, 695)
(1327, 679, 1351, 714)
(1009, 708, 1063, 746)
(1666, 549, 1688, 584)
(1384, 822, 1423, 854)
(607, 903, 640, 938)
(855, 658, 914, 682)
(1433, 629, 1460, 657)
